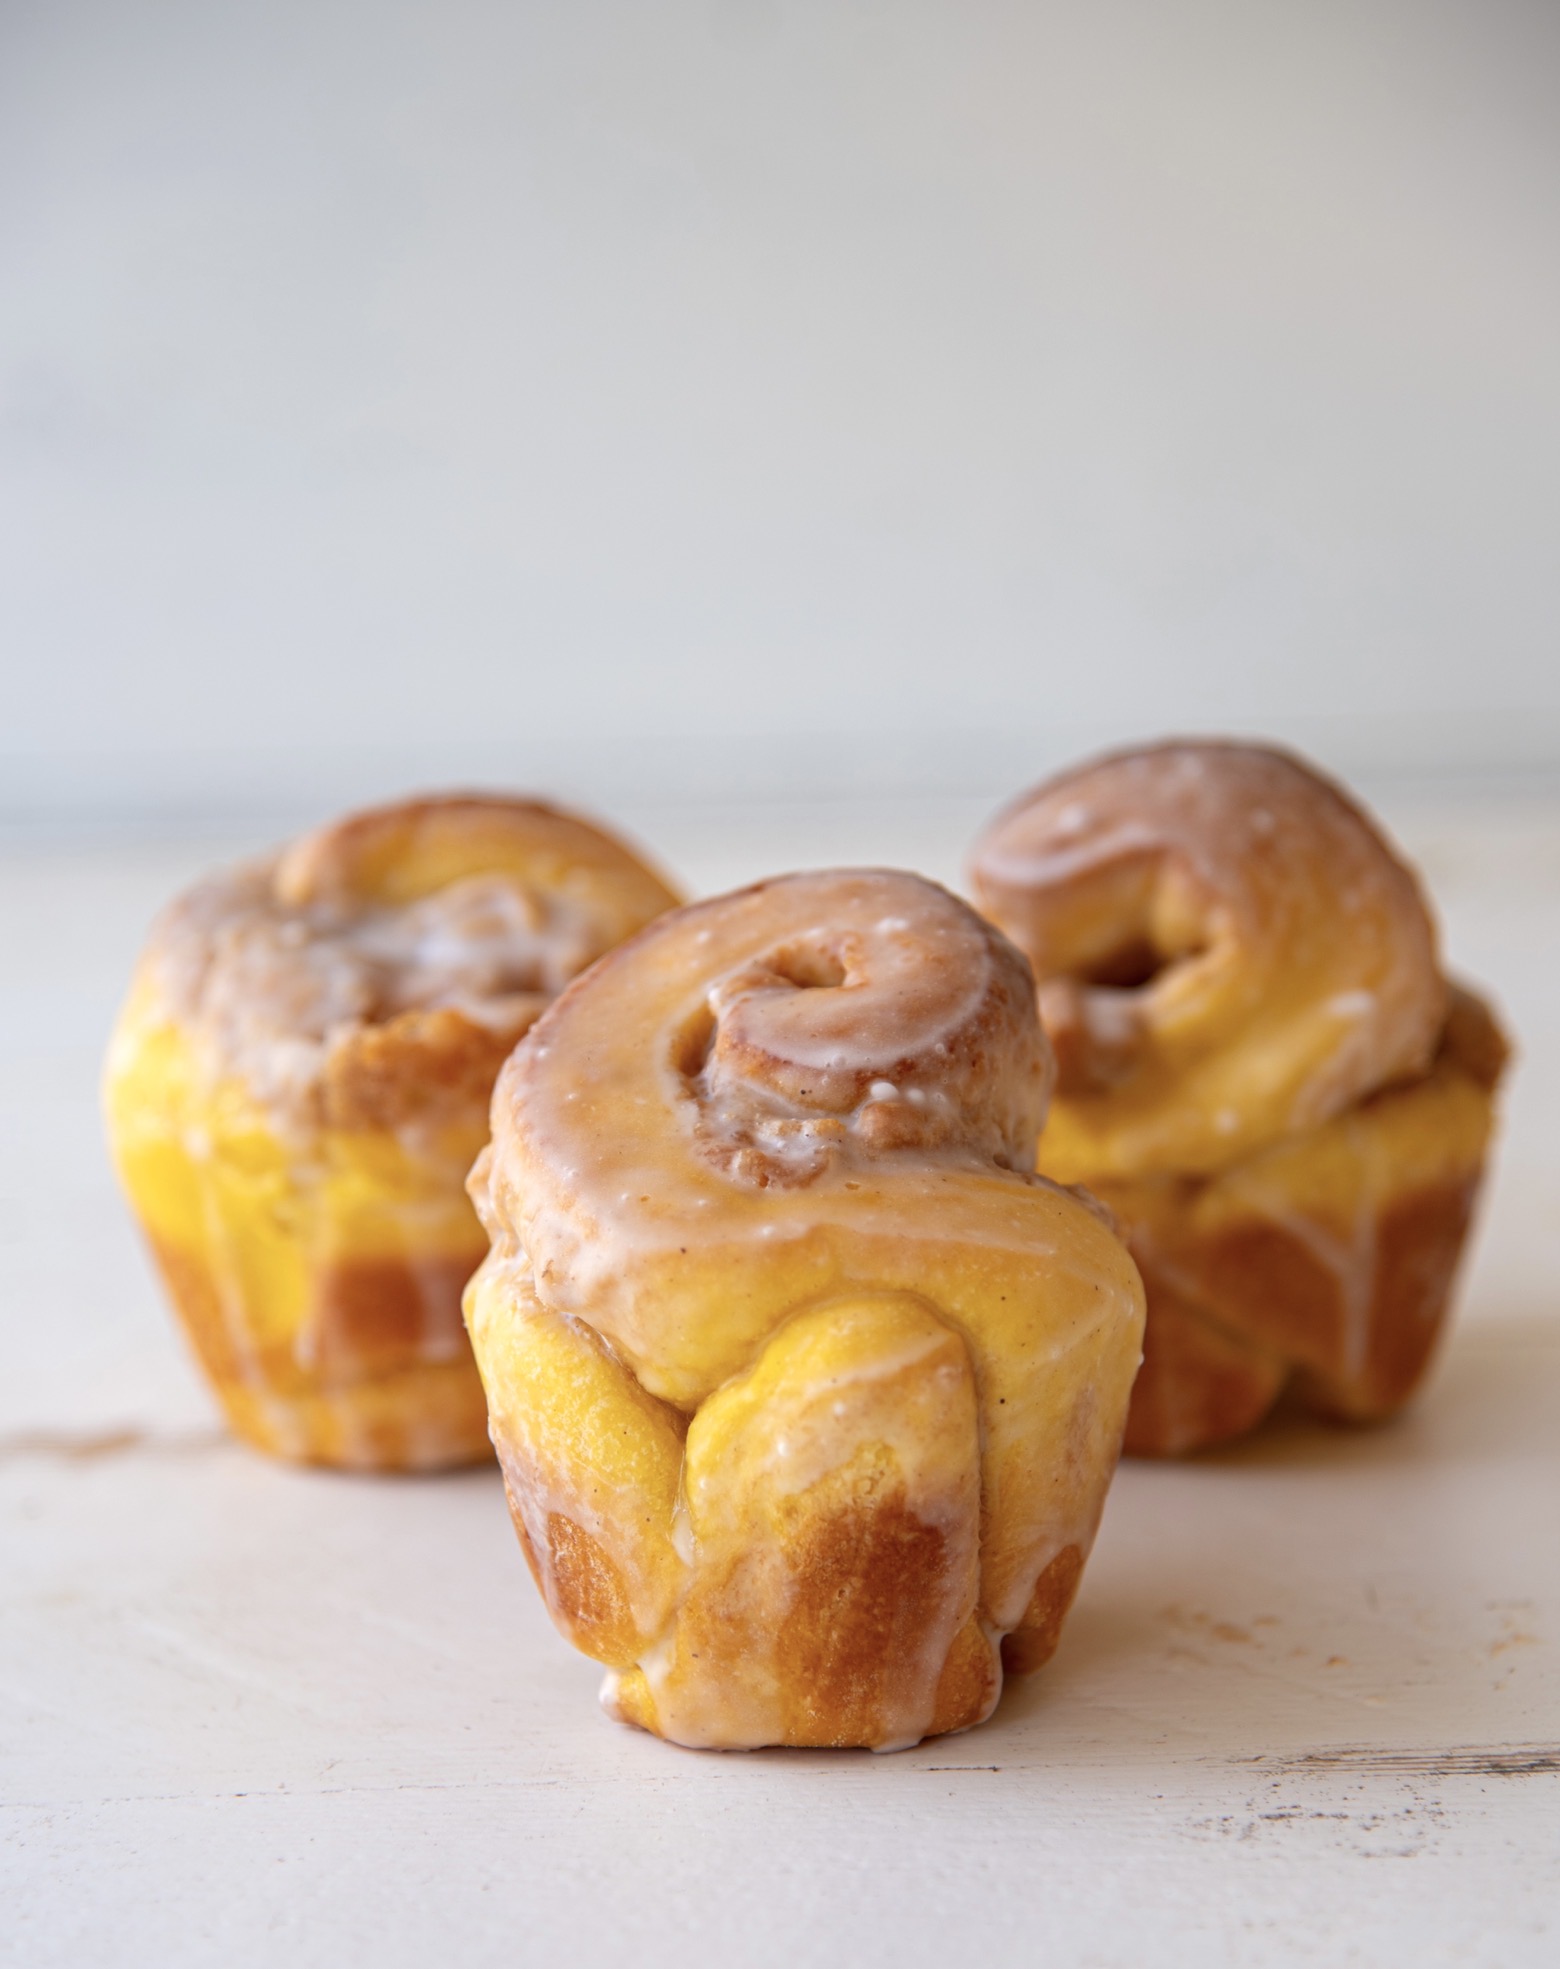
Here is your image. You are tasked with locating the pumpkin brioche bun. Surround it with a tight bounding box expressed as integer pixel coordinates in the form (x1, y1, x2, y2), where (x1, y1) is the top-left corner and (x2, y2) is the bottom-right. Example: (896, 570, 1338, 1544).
(104, 793, 680, 1471)
(970, 741, 1507, 1456)
(465, 868, 1145, 1749)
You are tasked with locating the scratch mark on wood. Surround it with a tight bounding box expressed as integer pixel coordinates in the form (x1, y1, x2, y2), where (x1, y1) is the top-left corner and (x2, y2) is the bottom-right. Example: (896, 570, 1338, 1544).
(1234, 1743, 1560, 1778)
(0, 1427, 226, 1464)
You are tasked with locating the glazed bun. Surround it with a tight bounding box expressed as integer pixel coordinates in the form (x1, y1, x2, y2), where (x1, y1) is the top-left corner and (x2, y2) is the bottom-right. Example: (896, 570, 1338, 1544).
(971, 742, 1506, 1454)
(466, 869, 1144, 1747)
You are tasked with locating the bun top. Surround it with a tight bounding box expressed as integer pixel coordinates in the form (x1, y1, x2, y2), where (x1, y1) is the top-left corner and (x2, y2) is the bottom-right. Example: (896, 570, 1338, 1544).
(472, 868, 1126, 1410)
(970, 741, 1445, 1181)
(127, 793, 681, 1134)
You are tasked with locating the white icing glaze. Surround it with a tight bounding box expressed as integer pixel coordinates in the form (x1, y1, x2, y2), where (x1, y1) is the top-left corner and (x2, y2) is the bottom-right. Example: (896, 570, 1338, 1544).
(142, 862, 591, 1131)
(130, 795, 679, 1149)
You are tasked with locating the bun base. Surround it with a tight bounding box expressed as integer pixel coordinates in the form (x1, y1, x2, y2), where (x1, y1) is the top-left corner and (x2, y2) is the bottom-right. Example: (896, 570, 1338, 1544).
(106, 1009, 495, 1472)
(150, 1233, 491, 1469)
(1097, 987, 1505, 1457)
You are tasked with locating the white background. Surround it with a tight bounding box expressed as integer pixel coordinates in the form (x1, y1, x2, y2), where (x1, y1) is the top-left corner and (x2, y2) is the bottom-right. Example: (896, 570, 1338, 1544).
(4, 0, 1559, 825)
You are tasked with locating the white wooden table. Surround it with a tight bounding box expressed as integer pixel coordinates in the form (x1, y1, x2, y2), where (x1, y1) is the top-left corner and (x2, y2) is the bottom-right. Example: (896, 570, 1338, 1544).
(4, 789, 1557, 1966)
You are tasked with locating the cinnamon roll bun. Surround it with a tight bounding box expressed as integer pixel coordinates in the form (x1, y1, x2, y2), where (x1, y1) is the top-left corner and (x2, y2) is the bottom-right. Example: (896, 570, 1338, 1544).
(104, 794, 680, 1470)
(465, 869, 1145, 1750)
(970, 741, 1508, 1455)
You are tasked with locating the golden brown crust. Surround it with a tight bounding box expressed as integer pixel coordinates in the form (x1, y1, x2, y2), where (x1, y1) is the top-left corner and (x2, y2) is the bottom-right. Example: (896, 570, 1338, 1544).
(768, 1487, 966, 1747)
(149, 1234, 492, 1469)
(1438, 980, 1511, 1093)
(1120, 1279, 1288, 1458)
(930, 1616, 1004, 1737)
(273, 793, 678, 916)
(999, 1544, 1086, 1676)
(321, 1006, 541, 1134)
(306, 1252, 481, 1379)
(506, 1498, 645, 1670)
(1101, 986, 1506, 1453)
